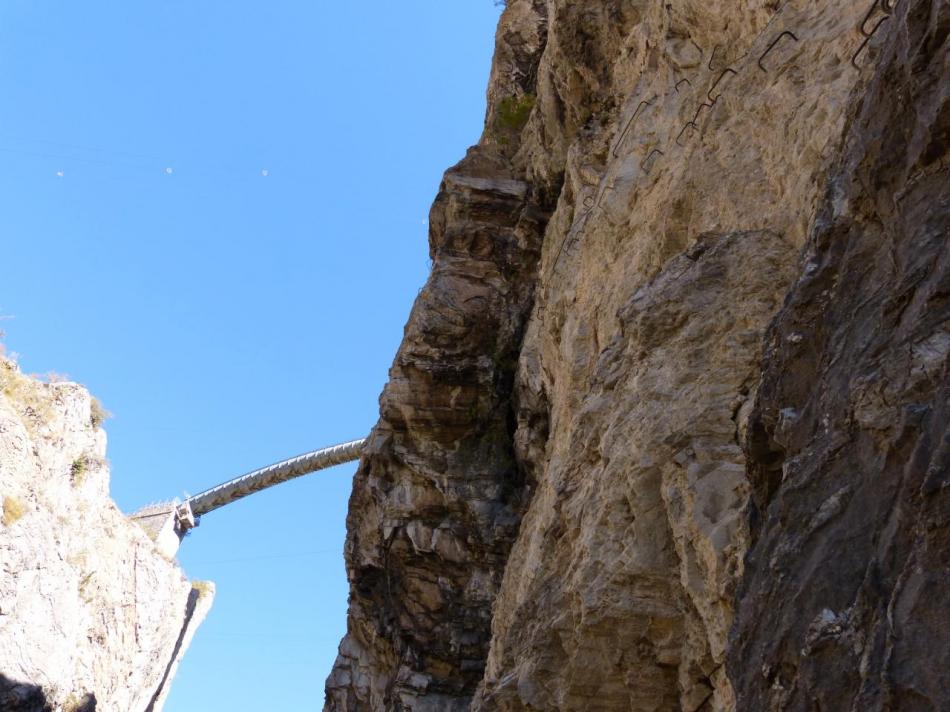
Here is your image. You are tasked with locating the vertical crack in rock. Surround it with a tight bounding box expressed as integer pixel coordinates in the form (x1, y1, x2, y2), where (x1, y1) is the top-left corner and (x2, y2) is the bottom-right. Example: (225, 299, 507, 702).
(328, 0, 948, 709)
(731, 1, 950, 709)
(9, 1, 946, 709)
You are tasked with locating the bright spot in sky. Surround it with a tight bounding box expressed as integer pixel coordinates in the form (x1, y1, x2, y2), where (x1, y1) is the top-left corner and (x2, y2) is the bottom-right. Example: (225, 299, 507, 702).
(261, 169, 269, 177)
(164, 167, 174, 175)
(55, 170, 64, 178)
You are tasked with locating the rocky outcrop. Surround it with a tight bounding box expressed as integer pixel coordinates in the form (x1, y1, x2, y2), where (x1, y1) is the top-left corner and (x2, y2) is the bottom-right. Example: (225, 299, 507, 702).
(0, 360, 212, 711)
(327, 0, 947, 710)
(324, 145, 551, 710)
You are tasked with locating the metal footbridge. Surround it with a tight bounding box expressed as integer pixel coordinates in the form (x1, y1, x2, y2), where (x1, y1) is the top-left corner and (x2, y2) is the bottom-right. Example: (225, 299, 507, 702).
(186, 438, 365, 520)
(130, 438, 365, 552)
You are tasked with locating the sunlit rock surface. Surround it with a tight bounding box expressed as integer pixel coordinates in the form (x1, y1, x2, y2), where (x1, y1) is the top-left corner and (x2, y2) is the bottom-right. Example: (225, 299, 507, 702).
(0, 360, 212, 711)
(328, 0, 948, 709)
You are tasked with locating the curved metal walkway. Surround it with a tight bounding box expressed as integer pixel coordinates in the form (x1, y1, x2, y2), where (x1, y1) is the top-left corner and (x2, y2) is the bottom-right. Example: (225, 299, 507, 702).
(130, 438, 366, 553)
(125, 438, 367, 543)
(185, 438, 365, 518)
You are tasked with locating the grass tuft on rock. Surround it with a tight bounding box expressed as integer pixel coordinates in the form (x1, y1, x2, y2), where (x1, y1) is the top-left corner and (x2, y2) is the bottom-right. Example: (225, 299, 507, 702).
(71, 458, 88, 486)
(192, 580, 214, 600)
(90, 397, 110, 429)
(3, 495, 26, 526)
(490, 93, 536, 145)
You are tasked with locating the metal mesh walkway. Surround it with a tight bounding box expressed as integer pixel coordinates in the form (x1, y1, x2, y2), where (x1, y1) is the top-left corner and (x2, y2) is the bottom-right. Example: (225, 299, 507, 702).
(185, 438, 366, 518)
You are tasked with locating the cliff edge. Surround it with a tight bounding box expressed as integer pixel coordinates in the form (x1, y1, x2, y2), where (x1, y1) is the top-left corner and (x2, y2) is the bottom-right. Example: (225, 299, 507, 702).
(0, 359, 213, 712)
(327, 0, 948, 710)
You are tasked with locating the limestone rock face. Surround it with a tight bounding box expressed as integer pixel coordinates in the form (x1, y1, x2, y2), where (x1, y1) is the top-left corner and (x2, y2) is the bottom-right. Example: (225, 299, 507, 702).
(0, 360, 212, 712)
(730, 3, 950, 708)
(327, 0, 948, 709)
(475, 230, 797, 712)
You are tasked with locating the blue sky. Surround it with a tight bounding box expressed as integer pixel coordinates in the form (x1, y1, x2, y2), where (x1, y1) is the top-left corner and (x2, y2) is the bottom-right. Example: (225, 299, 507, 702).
(0, 2, 501, 708)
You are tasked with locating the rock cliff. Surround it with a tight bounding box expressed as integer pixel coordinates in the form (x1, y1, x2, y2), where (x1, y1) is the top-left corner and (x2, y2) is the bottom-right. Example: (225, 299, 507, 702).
(0, 359, 212, 711)
(328, 0, 948, 710)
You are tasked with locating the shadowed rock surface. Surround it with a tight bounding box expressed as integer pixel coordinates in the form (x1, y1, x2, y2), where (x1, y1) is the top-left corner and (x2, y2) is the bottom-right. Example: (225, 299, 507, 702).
(324, 147, 553, 710)
(731, 1, 950, 708)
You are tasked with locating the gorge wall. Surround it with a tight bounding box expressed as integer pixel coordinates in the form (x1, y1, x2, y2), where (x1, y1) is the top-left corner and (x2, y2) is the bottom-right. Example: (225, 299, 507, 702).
(327, 0, 949, 710)
(0, 359, 212, 712)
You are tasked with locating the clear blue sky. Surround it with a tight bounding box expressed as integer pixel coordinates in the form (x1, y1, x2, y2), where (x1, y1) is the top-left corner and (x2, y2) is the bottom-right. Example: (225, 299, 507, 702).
(0, 2, 501, 708)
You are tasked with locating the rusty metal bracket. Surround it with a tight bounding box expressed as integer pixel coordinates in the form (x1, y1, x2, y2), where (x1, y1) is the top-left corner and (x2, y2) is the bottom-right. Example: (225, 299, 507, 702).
(852, 16, 888, 68)
(675, 77, 692, 93)
(692, 101, 716, 124)
(707, 68, 738, 102)
(676, 122, 700, 147)
(597, 180, 616, 208)
(640, 148, 664, 173)
(860, 0, 886, 35)
(613, 98, 655, 158)
(758, 31, 799, 72)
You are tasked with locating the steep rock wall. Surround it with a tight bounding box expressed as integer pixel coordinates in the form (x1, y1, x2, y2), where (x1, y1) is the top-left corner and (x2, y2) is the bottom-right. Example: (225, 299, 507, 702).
(328, 0, 948, 710)
(474, 0, 875, 707)
(731, 1, 950, 708)
(0, 360, 212, 711)
(325, 149, 552, 709)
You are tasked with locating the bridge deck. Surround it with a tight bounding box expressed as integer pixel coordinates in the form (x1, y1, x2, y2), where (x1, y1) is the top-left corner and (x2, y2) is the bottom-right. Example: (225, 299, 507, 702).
(186, 438, 366, 518)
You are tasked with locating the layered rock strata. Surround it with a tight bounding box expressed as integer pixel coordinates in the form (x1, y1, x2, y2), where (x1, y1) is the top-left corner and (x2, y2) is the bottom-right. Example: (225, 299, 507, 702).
(328, 0, 948, 710)
(325, 147, 551, 710)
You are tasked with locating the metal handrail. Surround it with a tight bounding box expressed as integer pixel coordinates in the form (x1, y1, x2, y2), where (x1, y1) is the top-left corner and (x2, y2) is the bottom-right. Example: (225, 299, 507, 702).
(185, 438, 366, 517)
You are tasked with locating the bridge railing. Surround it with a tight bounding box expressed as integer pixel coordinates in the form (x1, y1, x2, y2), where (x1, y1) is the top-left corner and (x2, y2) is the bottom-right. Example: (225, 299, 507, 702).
(185, 438, 366, 520)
